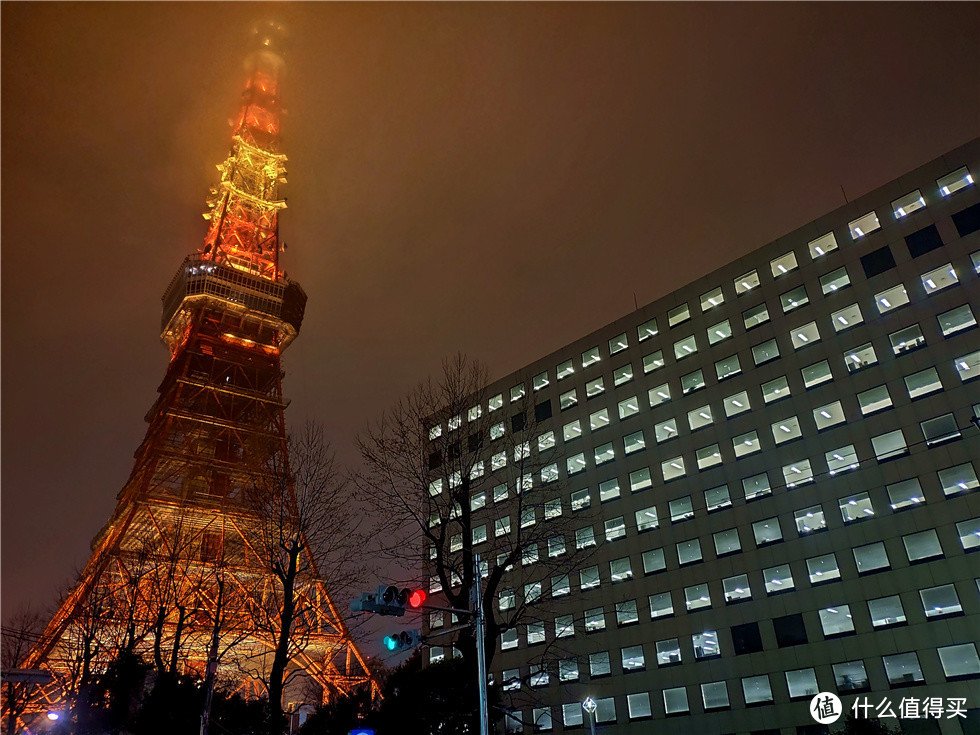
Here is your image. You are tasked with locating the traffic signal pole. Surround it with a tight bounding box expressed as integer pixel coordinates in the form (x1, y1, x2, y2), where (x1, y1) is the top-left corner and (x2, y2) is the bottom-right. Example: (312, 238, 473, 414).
(471, 553, 489, 735)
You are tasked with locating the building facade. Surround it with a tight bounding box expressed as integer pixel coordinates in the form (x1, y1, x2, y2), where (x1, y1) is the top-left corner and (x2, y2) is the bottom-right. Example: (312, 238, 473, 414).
(423, 138, 980, 735)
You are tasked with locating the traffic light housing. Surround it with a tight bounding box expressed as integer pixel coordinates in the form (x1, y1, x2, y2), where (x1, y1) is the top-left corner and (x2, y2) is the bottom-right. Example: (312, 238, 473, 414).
(350, 585, 427, 616)
(382, 629, 422, 652)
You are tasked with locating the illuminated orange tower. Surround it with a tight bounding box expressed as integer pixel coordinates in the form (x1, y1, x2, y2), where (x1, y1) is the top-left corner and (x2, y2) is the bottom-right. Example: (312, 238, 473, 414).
(21, 23, 373, 713)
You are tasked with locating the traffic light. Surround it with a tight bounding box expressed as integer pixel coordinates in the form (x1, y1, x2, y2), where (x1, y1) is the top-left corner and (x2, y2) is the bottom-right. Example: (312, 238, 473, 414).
(382, 629, 422, 652)
(350, 585, 428, 616)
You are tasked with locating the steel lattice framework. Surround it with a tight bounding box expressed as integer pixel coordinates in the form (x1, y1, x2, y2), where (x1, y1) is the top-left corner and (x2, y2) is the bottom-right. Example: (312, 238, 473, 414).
(17, 23, 375, 719)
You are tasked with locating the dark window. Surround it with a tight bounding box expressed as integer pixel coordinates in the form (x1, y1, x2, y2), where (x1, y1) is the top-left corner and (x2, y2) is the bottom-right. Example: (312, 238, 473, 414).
(447, 441, 461, 460)
(467, 432, 483, 453)
(953, 202, 980, 237)
(861, 246, 897, 279)
(731, 622, 763, 655)
(428, 451, 442, 470)
(534, 399, 553, 422)
(774, 614, 808, 647)
(905, 224, 945, 258)
(511, 413, 526, 433)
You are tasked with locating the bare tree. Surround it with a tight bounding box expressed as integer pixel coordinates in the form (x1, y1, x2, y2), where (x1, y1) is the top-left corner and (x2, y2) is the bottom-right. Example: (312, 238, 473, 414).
(242, 422, 367, 734)
(355, 354, 597, 680)
(2, 608, 46, 735)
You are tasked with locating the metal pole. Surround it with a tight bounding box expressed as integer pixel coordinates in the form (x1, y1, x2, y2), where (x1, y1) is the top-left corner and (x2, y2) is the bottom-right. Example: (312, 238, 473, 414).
(472, 553, 489, 735)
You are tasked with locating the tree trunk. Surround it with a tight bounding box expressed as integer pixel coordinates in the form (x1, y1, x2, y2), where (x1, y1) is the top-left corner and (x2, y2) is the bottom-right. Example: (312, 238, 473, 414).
(266, 544, 299, 735)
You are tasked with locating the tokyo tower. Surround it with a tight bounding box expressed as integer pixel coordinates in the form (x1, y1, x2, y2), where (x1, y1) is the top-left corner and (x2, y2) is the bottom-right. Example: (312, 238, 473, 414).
(19, 22, 374, 717)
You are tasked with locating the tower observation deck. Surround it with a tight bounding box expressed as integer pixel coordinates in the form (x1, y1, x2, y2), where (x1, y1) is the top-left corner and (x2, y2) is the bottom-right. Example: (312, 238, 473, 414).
(17, 22, 375, 724)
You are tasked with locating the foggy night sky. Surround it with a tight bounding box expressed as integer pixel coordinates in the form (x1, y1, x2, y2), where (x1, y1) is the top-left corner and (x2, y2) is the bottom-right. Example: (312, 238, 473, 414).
(2, 3, 979, 623)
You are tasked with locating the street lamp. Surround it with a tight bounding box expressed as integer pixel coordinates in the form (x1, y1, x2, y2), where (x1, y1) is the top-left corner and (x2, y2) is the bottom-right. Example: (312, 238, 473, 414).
(582, 697, 597, 735)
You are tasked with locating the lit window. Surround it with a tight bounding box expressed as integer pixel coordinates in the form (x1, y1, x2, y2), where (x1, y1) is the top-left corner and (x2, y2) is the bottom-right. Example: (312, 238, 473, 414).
(887, 324, 926, 356)
(771, 251, 799, 276)
(594, 442, 615, 465)
(613, 363, 634, 386)
(657, 638, 682, 666)
(875, 283, 910, 314)
(490, 422, 505, 440)
(903, 529, 943, 562)
(608, 332, 628, 355)
(493, 483, 508, 503)
(783, 459, 814, 487)
(849, 211, 880, 239)
(644, 551, 668, 577)
(579, 565, 599, 588)
(939, 644, 980, 680)
(664, 686, 690, 715)
(488, 394, 503, 411)
(743, 472, 772, 501)
(764, 564, 795, 594)
(697, 443, 722, 468)
(974, 250, 980, 273)
(886, 478, 925, 511)
(470, 490, 485, 511)
(795, 504, 826, 534)
(791, 321, 820, 349)
(882, 653, 924, 686)
(732, 431, 759, 458)
(752, 338, 780, 366)
(684, 583, 711, 611)
(735, 271, 759, 296)
(742, 675, 774, 704)
(589, 408, 609, 430)
(680, 369, 705, 394)
(663, 456, 686, 481)
(428, 424, 443, 440)
(584, 608, 605, 633)
(892, 189, 926, 218)
(618, 395, 639, 420)
(556, 619, 575, 640)
(673, 335, 698, 360)
(677, 538, 703, 565)
(904, 367, 942, 398)
(642, 350, 665, 373)
(872, 429, 908, 460)
(635, 505, 659, 532)
(693, 630, 720, 660)
(521, 544, 538, 566)
(827, 445, 860, 476)
(542, 462, 560, 482)
(771, 415, 802, 444)
(581, 346, 600, 368)
(938, 304, 977, 336)
(920, 584, 962, 618)
(808, 231, 838, 259)
(832, 303, 864, 333)
(629, 467, 653, 493)
(742, 302, 770, 329)
(921, 413, 961, 446)
(702, 681, 730, 710)
(704, 484, 731, 511)
(495, 517, 511, 536)
(853, 541, 890, 575)
(833, 661, 870, 692)
(724, 390, 750, 417)
(537, 431, 555, 453)
(708, 319, 732, 345)
(868, 596, 907, 629)
(700, 286, 724, 312)
(570, 488, 590, 511)
(648, 382, 671, 407)
(753, 516, 782, 546)
(819, 605, 855, 637)
(556, 359, 574, 380)
(762, 375, 790, 402)
(921, 262, 959, 295)
(598, 478, 620, 502)
(820, 266, 851, 294)
(610, 557, 633, 583)
(448, 415, 461, 431)
(624, 430, 646, 455)
(559, 389, 577, 410)
(669, 496, 694, 522)
(564, 454, 584, 477)
(549, 544, 568, 568)
(955, 349, 980, 381)
(604, 516, 626, 542)
(939, 462, 979, 496)
(955, 517, 980, 551)
(585, 377, 604, 398)
(937, 165, 974, 196)
(844, 341, 877, 372)
(637, 317, 658, 341)
(622, 645, 646, 674)
(523, 582, 541, 603)
(510, 383, 525, 403)
(614, 600, 638, 627)
(714, 354, 741, 380)
(668, 303, 691, 327)
(723, 574, 751, 603)
(858, 384, 892, 415)
(688, 405, 713, 431)
(839, 492, 874, 523)
(781, 285, 809, 313)
(813, 400, 845, 430)
(626, 692, 651, 718)
(562, 419, 581, 442)
(807, 553, 840, 584)
(713, 528, 741, 556)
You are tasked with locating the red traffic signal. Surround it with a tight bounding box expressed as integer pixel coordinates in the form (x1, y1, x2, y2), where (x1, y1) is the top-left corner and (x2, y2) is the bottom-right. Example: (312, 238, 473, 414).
(407, 589, 427, 608)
